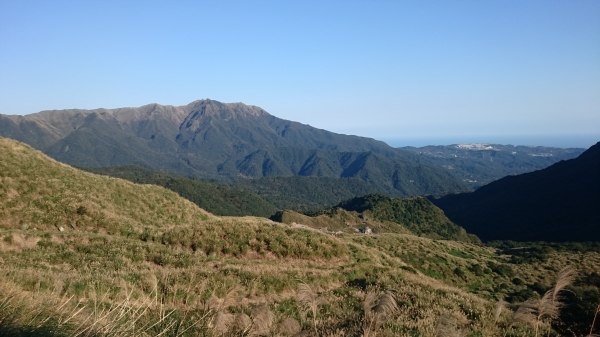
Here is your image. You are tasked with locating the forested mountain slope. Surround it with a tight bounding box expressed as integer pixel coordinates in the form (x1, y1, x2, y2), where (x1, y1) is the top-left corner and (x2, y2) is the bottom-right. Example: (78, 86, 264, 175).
(0, 100, 468, 196)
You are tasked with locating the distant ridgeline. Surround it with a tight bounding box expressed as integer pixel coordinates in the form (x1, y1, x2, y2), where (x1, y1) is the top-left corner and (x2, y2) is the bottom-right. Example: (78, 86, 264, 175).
(272, 194, 480, 243)
(432, 142, 600, 242)
(400, 143, 583, 188)
(0, 100, 469, 199)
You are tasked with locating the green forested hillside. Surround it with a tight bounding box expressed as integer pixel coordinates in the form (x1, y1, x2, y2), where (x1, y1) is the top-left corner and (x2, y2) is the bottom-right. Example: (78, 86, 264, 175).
(225, 155, 469, 211)
(82, 165, 279, 217)
(304, 194, 480, 243)
(225, 175, 382, 211)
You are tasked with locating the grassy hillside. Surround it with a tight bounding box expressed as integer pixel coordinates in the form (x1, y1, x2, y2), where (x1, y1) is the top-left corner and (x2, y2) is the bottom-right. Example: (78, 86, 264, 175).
(82, 165, 279, 218)
(0, 137, 210, 234)
(1, 137, 599, 336)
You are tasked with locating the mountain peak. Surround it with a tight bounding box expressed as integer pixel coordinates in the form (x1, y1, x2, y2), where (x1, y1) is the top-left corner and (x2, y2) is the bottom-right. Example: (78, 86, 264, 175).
(184, 99, 269, 118)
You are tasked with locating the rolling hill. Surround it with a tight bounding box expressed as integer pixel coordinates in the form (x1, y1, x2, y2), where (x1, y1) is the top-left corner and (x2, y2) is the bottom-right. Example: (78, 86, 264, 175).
(431, 141, 600, 242)
(273, 194, 480, 243)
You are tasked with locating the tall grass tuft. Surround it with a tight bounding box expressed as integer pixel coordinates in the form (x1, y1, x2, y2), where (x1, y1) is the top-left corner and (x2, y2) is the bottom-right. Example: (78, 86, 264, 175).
(279, 317, 301, 336)
(250, 303, 275, 336)
(512, 266, 575, 336)
(362, 290, 398, 337)
(232, 313, 252, 335)
(296, 283, 325, 335)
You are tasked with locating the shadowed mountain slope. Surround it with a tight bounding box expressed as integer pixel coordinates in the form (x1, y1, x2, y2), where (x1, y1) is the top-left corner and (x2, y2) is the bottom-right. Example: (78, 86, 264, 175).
(431, 142, 600, 242)
(0, 100, 469, 196)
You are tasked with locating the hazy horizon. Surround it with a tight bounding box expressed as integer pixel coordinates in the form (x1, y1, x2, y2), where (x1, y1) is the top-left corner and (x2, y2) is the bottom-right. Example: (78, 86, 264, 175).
(377, 134, 598, 149)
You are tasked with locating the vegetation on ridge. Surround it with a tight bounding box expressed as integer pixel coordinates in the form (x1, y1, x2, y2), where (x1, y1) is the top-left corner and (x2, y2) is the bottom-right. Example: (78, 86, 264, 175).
(276, 194, 480, 243)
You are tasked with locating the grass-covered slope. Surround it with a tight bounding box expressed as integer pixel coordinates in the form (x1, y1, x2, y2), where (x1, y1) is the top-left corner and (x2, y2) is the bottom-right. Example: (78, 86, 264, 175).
(0, 137, 210, 234)
(82, 165, 279, 218)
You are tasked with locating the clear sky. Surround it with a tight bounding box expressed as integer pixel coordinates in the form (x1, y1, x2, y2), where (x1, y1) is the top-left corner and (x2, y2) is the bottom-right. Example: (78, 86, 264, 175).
(1, 0, 599, 148)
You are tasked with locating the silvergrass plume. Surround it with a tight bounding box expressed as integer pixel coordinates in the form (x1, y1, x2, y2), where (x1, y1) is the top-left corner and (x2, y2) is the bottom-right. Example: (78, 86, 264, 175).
(494, 300, 507, 323)
(363, 290, 398, 337)
(296, 282, 325, 335)
(512, 266, 575, 337)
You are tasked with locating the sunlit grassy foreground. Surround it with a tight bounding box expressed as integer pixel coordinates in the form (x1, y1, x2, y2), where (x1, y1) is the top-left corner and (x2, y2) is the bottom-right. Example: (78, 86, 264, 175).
(1, 137, 598, 336)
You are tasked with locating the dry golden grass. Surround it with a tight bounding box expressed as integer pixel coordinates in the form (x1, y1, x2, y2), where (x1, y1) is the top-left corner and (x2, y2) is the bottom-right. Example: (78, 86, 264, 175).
(0, 137, 210, 235)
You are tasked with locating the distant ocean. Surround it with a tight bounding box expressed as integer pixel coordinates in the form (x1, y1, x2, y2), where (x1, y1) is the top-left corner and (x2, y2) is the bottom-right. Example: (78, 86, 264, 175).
(377, 134, 599, 149)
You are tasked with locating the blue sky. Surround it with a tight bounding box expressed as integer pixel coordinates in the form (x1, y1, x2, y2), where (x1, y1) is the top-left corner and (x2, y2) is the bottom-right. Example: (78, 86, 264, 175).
(1, 0, 598, 147)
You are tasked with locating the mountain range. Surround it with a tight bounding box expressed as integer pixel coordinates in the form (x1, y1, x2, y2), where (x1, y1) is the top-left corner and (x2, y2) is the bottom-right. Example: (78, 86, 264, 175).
(431, 142, 600, 242)
(0, 100, 469, 197)
(0, 100, 582, 200)
(1, 116, 599, 336)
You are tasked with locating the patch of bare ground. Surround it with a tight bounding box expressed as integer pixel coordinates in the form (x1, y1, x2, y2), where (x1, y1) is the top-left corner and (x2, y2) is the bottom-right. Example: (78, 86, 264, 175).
(0, 233, 40, 252)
